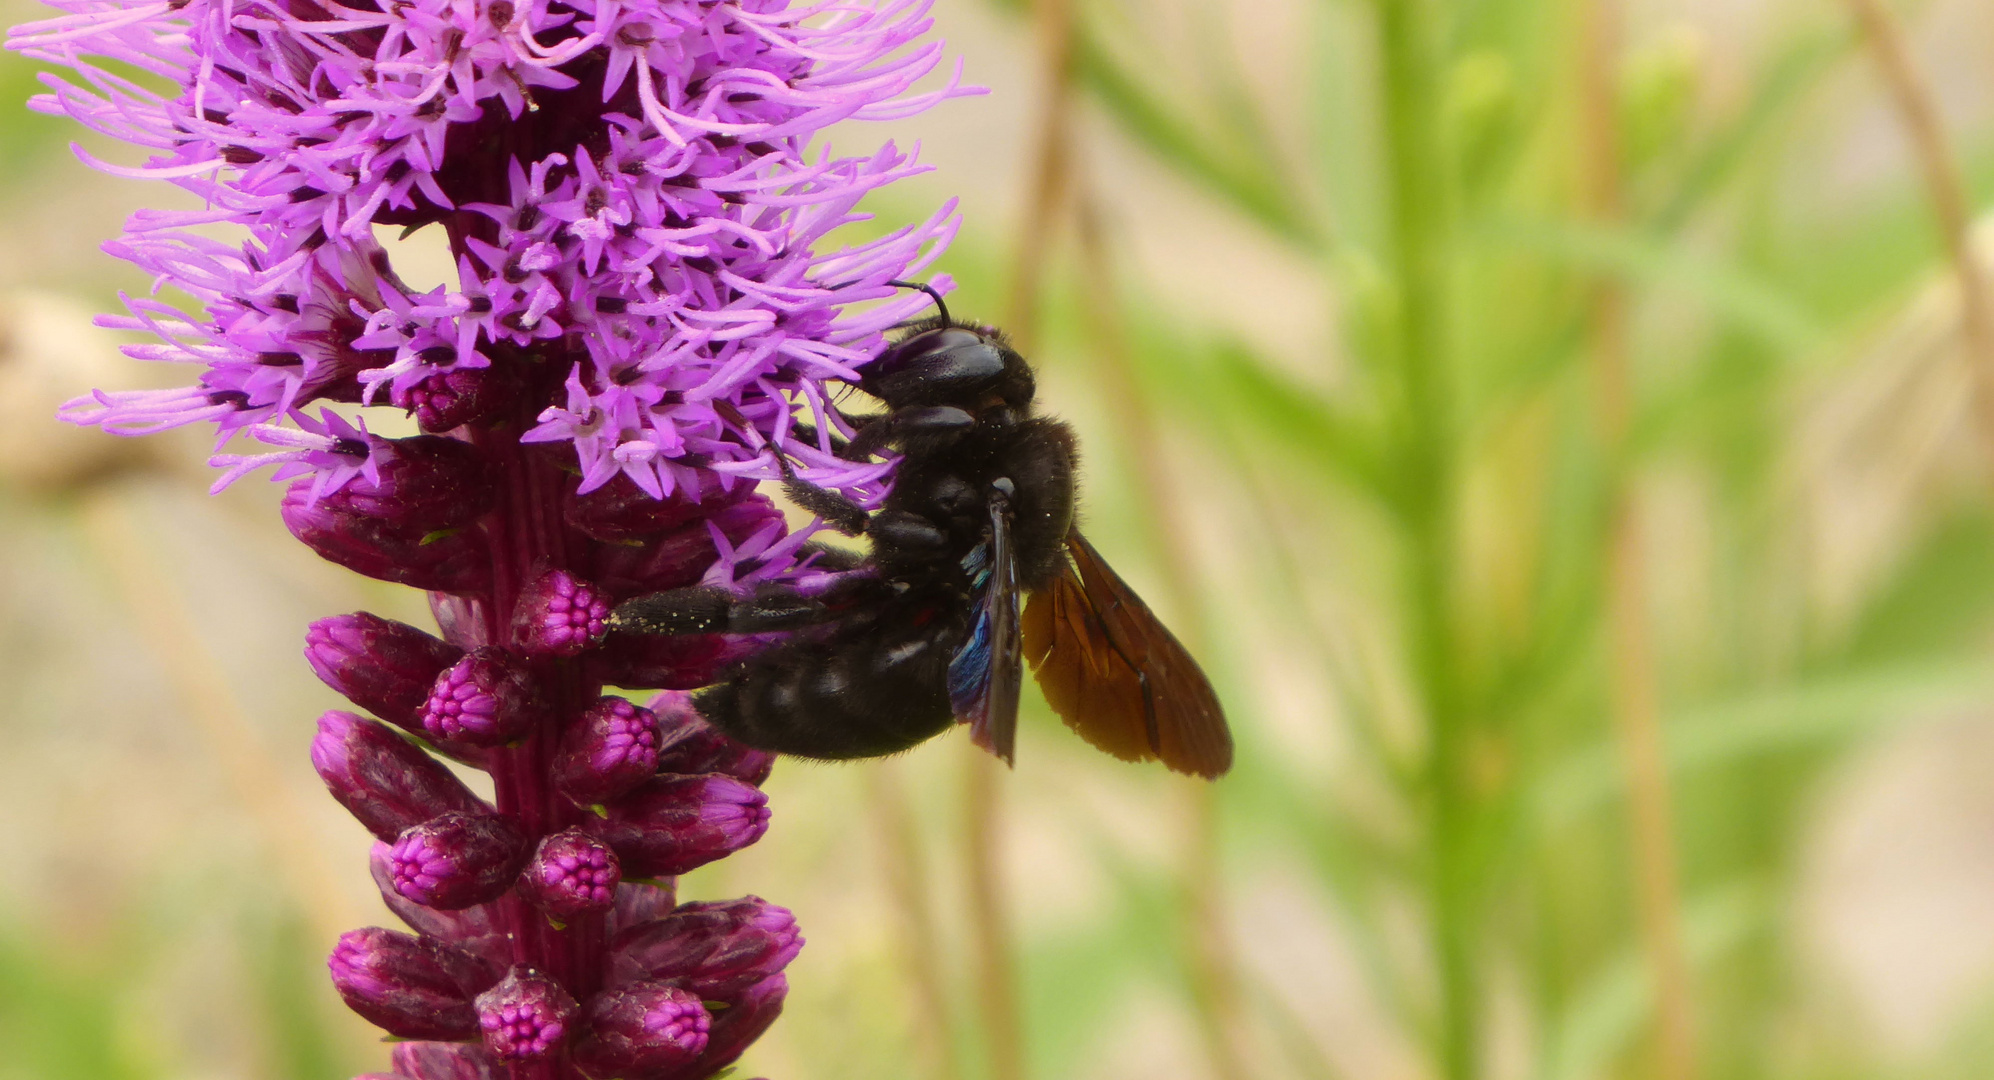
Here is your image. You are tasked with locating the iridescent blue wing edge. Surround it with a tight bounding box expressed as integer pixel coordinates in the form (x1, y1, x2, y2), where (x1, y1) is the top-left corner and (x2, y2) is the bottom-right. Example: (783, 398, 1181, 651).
(947, 494, 1023, 764)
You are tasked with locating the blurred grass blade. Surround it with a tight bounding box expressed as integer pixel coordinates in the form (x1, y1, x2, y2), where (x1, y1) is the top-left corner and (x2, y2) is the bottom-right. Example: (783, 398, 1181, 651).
(979, 0, 1324, 249)
(1534, 659, 1994, 830)
(1535, 884, 1761, 1080)
(1481, 217, 1821, 353)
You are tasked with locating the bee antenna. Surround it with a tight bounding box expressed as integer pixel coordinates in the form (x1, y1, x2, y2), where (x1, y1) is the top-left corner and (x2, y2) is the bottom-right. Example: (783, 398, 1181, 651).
(885, 279, 951, 327)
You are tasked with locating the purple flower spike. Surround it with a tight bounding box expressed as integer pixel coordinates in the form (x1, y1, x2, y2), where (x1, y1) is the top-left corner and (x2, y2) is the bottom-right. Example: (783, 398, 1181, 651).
(608, 898, 803, 999)
(283, 484, 492, 594)
(586, 775, 772, 879)
(17, 0, 970, 1064)
(514, 569, 611, 658)
(307, 614, 463, 733)
(554, 697, 663, 807)
(652, 692, 778, 786)
(390, 813, 529, 911)
(572, 982, 710, 1080)
(520, 829, 623, 920)
(476, 967, 581, 1063)
(312, 712, 486, 841)
(421, 648, 539, 746)
(387, 1043, 497, 1080)
(329, 927, 494, 1041)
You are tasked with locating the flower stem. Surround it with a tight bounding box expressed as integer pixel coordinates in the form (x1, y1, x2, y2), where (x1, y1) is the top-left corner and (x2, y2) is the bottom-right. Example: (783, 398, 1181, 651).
(964, 748, 1024, 1080)
(1072, 195, 1252, 1080)
(1846, 0, 1994, 462)
(869, 761, 964, 1080)
(1576, 2, 1701, 1078)
(1373, 0, 1474, 1076)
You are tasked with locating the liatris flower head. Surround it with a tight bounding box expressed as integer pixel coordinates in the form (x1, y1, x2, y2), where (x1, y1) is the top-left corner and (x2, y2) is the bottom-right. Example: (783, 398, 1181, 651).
(16, 0, 963, 510)
(13, 0, 973, 1072)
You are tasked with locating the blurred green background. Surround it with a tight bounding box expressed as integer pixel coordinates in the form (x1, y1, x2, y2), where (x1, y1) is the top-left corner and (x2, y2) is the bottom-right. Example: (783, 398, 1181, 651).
(7, 0, 1994, 1078)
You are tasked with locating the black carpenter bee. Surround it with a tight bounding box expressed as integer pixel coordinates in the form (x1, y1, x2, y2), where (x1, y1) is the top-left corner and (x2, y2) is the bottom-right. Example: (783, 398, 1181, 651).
(608, 284, 1233, 779)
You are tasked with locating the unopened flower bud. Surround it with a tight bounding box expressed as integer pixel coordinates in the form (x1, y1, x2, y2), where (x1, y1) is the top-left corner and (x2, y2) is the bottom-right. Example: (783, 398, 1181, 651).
(307, 613, 462, 731)
(612, 881, 678, 933)
(395, 366, 515, 434)
(390, 813, 529, 910)
(699, 973, 789, 1075)
(651, 692, 776, 785)
(386, 1042, 497, 1080)
(568, 471, 749, 544)
(554, 697, 662, 806)
(571, 981, 710, 1079)
(590, 497, 784, 595)
(371, 842, 509, 959)
(421, 648, 539, 746)
(608, 897, 802, 997)
(584, 774, 770, 879)
(475, 967, 579, 1062)
(312, 711, 486, 840)
(587, 632, 749, 692)
(321, 435, 495, 533)
(284, 482, 491, 593)
(328, 927, 493, 1040)
(519, 829, 622, 919)
(513, 569, 609, 657)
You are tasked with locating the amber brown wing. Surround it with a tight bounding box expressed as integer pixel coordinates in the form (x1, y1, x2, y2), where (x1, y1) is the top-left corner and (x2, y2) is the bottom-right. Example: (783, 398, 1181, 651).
(1021, 532, 1233, 779)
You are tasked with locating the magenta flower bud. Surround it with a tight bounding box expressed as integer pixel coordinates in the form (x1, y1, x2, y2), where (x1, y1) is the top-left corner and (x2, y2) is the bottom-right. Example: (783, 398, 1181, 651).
(571, 982, 710, 1079)
(370, 842, 509, 961)
(569, 472, 752, 544)
(651, 692, 777, 786)
(390, 813, 529, 911)
(395, 366, 516, 434)
(306, 613, 463, 732)
(475, 966, 580, 1063)
(328, 927, 493, 1040)
(554, 696, 662, 806)
(386, 1042, 496, 1080)
(283, 483, 491, 593)
(312, 712, 486, 841)
(612, 882, 679, 934)
(519, 829, 622, 919)
(513, 569, 610, 658)
(699, 974, 790, 1076)
(591, 497, 787, 596)
(420, 648, 539, 746)
(321, 435, 496, 533)
(584, 775, 770, 879)
(608, 898, 802, 998)
(588, 632, 752, 693)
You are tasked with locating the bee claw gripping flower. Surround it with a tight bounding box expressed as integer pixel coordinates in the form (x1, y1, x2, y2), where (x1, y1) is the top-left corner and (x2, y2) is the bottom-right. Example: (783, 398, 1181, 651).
(12, 0, 970, 1067)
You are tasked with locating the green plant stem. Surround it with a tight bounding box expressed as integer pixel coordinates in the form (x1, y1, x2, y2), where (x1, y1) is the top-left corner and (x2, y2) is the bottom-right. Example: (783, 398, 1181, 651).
(1374, 1, 1474, 1077)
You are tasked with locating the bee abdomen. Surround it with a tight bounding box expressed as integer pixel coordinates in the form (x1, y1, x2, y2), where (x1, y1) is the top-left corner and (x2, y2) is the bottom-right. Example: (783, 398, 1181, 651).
(691, 610, 962, 760)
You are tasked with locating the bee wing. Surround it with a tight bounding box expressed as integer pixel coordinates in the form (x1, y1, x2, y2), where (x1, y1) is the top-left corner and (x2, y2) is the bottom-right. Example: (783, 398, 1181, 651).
(947, 495, 1025, 765)
(1021, 532, 1233, 779)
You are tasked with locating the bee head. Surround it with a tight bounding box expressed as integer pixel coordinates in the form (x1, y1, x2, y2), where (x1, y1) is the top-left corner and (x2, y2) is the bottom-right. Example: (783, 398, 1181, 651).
(860, 321, 1036, 416)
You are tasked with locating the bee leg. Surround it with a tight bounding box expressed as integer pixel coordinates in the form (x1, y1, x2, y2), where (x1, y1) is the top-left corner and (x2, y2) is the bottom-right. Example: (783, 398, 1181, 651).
(609, 583, 832, 636)
(840, 405, 974, 463)
(781, 477, 872, 536)
(787, 419, 855, 457)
